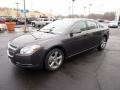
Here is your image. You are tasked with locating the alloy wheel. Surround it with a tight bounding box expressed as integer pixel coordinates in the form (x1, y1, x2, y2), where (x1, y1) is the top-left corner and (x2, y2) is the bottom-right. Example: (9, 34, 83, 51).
(101, 37, 107, 49)
(48, 51, 63, 69)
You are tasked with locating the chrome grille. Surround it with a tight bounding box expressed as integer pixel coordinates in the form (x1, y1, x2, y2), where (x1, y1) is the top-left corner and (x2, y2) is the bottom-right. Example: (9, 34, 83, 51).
(7, 43, 18, 58)
(8, 43, 17, 51)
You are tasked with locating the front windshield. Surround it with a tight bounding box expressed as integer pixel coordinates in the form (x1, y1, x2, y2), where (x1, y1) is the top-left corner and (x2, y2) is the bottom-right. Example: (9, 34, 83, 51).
(40, 20, 75, 34)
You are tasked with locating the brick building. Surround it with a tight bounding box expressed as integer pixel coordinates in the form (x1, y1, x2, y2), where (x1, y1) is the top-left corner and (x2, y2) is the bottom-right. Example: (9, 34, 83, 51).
(0, 7, 52, 18)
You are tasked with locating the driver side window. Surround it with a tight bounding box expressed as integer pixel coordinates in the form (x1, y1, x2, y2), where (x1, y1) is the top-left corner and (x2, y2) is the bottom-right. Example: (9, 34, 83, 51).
(71, 21, 87, 33)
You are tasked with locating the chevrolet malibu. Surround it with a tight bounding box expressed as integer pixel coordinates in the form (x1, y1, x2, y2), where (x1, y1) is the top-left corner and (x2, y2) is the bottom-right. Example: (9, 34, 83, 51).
(7, 19, 109, 71)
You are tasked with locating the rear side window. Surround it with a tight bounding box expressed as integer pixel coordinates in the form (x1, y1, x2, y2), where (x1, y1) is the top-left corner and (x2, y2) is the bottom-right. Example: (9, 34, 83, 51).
(71, 21, 87, 32)
(44, 18, 49, 21)
(87, 21, 98, 30)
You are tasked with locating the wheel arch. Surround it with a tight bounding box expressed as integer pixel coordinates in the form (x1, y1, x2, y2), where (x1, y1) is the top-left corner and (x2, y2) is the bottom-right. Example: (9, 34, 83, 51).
(103, 34, 108, 41)
(43, 45, 67, 69)
(45, 45, 67, 58)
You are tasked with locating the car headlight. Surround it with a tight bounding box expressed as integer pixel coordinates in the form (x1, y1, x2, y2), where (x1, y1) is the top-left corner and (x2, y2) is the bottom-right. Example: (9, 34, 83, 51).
(20, 45, 40, 55)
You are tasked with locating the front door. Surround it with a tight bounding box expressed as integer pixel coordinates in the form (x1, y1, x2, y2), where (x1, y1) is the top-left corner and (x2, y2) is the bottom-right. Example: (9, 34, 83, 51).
(66, 21, 92, 56)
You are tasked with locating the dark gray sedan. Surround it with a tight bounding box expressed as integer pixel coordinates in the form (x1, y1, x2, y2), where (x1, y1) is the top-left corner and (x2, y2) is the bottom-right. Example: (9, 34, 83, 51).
(7, 19, 109, 71)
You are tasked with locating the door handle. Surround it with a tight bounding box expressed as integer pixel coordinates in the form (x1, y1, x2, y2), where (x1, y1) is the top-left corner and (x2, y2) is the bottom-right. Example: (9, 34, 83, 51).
(74, 36, 79, 40)
(83, 33, 89, 36)
(86, 33, 89, 35)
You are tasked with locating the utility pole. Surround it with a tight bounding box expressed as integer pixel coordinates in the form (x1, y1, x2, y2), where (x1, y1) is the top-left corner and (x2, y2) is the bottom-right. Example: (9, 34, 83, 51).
(100, 4, 103, 14)
(31, 1, 34, 17)
(84, 6, 86, 16)
(89, 4, 92, 15)
(50, 8, 53, 18)
(16, 2, 19, 17)
(72, 0, 75, 18)
(68, 1, 70, 18)
(23, 0, 27, 32)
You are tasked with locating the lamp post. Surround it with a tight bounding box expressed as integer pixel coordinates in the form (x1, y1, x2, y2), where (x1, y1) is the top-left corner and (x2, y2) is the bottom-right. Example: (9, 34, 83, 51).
(72, 0, 75, 18)
(23, 0, 27, 32)
(16, 2, 19, 17)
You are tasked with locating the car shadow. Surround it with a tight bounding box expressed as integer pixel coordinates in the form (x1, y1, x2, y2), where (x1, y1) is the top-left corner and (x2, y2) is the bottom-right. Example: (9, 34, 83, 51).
(10, 48, 105, 89)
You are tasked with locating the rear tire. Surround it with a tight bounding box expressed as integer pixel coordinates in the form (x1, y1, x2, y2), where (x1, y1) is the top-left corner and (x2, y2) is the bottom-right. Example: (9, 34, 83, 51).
(32, 23, 36, 27)
(16, 22, 19, 25)
(44, 48, 64, 71)
(97, 37, 107, 51)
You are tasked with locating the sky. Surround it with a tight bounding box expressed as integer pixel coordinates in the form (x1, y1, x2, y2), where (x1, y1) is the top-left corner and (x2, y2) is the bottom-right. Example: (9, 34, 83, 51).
(0, 0, 119, 16)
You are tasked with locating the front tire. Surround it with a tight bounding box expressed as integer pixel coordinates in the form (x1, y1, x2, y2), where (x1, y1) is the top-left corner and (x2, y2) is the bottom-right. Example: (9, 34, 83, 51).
(97, 37, 107, 50)
(44, 49, 64, 71)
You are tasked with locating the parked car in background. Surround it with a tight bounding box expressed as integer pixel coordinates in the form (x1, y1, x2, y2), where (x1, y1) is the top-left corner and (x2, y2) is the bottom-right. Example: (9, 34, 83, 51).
(26, 17, 38, 24)
(7, 19, 109, 71)
(108, 21, 118, 28)
(0, 16, 14, 23)
(31, 18, 39, 27)
(16, 18, 25, 25)
(0, 17, 7, 24)
(118, 21, 120, 26)
(0, 24, 7, 33)
(31, 18, 55, 27)
(13, 17, 37, 25)
(104, 20, 110, 23)
(98, 19, 104, 22)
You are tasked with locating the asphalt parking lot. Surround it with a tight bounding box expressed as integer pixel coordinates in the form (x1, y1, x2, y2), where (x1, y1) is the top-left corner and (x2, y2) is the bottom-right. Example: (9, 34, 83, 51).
(0, 26, 120, 90)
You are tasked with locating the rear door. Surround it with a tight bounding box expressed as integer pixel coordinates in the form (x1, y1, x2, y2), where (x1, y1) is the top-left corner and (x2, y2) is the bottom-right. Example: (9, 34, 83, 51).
(86, 20, 102, 47)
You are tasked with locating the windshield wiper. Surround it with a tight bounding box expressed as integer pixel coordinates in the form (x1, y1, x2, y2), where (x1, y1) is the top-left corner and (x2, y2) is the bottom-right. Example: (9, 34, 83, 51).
(28, 32, 38, 39)
(40, 27, 55, 34)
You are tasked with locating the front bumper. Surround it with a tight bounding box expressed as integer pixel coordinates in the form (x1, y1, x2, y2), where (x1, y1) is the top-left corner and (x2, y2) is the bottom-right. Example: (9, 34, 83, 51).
(7, 48, 45, 68)
(0, 28, 6, 32)
(108, 25, 118, 28)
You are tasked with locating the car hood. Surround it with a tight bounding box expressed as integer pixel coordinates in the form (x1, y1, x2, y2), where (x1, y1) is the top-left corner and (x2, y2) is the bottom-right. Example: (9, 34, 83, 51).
(109, 22, 118, 25)
(10, 31, 57, 48)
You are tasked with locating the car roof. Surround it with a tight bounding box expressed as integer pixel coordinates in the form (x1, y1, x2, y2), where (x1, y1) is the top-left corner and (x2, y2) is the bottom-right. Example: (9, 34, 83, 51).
(61, 18, 97, 22)
(110, 21, 118, 22)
